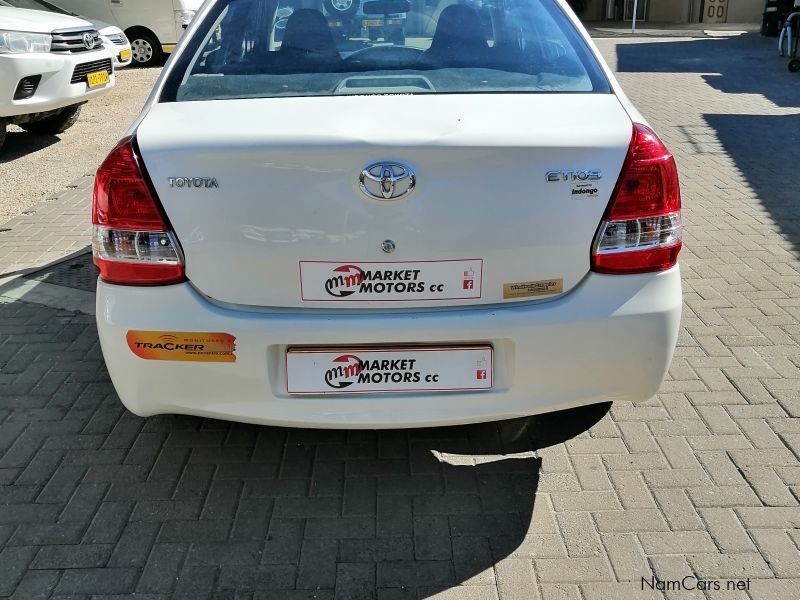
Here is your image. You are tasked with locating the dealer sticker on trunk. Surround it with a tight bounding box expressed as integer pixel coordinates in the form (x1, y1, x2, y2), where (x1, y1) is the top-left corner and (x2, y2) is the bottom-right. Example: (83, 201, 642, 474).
(286, 346, 493, 394)
(299, 259, 483, 302)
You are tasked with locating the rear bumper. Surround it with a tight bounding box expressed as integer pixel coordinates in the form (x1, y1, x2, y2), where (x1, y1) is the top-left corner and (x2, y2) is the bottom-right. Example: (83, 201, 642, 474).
(0, 50, 114, 118)
(96, 267, 682, 428)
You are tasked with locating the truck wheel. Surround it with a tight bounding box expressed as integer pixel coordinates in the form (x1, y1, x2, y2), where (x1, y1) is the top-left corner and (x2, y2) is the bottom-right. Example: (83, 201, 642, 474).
(323, 0, 360, 20)
(0, 119, 6, 152)
(129, 31, 163, 67)
(21, 105, 82, 135)
(762, 19, 779, 37)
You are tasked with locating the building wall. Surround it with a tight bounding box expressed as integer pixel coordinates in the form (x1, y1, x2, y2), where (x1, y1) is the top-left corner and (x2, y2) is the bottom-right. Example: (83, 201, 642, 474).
(724, 0, 764, 22)
(578, 0, 763, 22)
(648, 0, 689, 21)
(583, 0, 606, 20)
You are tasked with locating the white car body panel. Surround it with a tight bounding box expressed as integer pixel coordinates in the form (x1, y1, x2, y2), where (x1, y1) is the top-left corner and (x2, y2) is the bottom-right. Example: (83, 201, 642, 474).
(95, 24, 131, 68)
(137, 94, 631, 309)
(97, 268, 682, 428)
(53, 0, 203, 51)
(0, 7, 114, 118)
(0, 2, 132, 67)
(0, 3, 81, 30)
(95, 0, 683, 428)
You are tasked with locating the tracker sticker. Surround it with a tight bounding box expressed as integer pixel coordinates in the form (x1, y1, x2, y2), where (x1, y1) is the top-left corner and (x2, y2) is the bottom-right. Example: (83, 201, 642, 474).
(503, 278, 564, 299)
(126, 331, 236, 362)
(299, 259, 483, 301)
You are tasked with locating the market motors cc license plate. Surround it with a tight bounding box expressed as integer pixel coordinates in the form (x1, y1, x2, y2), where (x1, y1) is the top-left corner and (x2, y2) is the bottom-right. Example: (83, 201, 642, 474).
(286, 346, 493, 394)
(87, 70, 110, 88)
(299, 259, 483, 302)
(362, 18, 384, 26)
(119, 48, 132, 61)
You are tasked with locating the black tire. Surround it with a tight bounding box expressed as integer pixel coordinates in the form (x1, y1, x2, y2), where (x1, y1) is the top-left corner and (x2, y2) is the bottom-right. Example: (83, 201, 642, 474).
(0, 118, 7, 153)
(20, 105, 82, 135)
(789, 58, 800, 72)
(762, 18, 779, 37)
(323, 0, 360, 20)
(128, 30, 163, 67)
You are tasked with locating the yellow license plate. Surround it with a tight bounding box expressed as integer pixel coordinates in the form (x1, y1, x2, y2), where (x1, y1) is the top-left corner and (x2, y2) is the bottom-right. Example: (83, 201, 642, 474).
(363, 18, 384, 26)
(87, 70, 110, 88)
(119, 48, 132, 61)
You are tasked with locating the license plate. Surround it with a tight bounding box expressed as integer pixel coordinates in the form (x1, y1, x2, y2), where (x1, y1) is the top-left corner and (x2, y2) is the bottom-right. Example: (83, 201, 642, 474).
(299, 259, 483, 302)
(286, 346, 493, 394)
(86, 70, 110, 88)
(363, 18, 384, 26)
(119, 48, 132, 61)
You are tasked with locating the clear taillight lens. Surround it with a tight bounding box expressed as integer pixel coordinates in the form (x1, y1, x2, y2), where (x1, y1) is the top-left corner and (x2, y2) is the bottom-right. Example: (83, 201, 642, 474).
(591, 124, 682, 275)
(92, 227, 184, 285)
(596, 213, 681, 253)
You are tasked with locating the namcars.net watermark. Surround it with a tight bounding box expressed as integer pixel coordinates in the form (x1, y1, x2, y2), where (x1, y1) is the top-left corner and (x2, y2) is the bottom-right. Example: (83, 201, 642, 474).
(642, 576, 751, 593)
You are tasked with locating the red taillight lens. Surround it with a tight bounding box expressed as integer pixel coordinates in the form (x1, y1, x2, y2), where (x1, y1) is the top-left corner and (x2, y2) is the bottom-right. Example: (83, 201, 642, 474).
(92, 136, 185, 285)
(591, 123, 682, 275)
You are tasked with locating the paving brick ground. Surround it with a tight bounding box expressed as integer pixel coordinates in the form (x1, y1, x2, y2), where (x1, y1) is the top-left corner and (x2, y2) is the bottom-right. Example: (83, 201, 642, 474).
(0, 174, 93, 279)
(1, 33, 800, 599)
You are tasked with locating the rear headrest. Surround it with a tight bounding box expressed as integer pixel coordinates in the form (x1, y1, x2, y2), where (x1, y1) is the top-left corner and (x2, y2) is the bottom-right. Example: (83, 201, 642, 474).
(429, 4, 488, 54)
(280, 8, 338, 59)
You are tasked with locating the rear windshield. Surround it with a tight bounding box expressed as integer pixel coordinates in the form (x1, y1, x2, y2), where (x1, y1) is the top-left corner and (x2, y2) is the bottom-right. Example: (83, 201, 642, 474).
(162, 0, 610, 102)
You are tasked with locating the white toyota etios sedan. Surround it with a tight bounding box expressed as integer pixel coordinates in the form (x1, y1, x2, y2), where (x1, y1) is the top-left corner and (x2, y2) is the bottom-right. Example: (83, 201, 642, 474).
(93, 0, 682, 428)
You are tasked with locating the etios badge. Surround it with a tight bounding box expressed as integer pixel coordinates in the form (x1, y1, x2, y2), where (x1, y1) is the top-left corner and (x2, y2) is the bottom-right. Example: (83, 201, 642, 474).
(545, 169, 602, 182)
(359, 162, 415, 200)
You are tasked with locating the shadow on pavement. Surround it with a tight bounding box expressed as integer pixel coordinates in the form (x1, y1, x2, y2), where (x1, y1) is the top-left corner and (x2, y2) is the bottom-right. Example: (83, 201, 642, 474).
(0, 293, 611, 597)
(702, 113, 800, 252)
(614, 33, 800, 253)
(0, 130, 60, 164)
(124, 403, 610, 598)
(614, 33, 798, 108)
(18, 252, 98, 292)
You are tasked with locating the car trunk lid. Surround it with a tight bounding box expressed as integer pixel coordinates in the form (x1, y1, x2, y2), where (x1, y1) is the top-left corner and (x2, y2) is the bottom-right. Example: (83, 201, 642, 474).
(136, 93, 632, 309)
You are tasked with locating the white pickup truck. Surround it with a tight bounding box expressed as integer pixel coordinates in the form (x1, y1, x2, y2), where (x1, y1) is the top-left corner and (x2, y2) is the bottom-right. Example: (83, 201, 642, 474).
(0, 5, 115, 151)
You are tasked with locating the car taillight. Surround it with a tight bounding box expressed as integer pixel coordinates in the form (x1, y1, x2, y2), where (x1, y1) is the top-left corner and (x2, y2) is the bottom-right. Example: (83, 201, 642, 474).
(591, 123, 682, 275)
(92, 136, 185, 285)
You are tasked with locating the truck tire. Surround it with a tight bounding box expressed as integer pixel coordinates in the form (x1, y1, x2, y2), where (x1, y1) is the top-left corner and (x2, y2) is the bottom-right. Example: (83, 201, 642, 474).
(762, 18, 779, 37)
(0, 119, 7, 152)
(129, 30, 163, 67)
(20, 105, 82, 135)
(323, 0, 360, 20)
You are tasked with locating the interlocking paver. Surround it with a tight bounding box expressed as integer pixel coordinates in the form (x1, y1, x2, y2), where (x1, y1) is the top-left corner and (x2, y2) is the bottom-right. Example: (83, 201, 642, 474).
(1, 31, 799, 600)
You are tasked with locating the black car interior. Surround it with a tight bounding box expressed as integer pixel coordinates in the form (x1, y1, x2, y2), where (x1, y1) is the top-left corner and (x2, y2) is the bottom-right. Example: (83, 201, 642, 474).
(200, 1, 582, 76)
(163, 0, 609, 101)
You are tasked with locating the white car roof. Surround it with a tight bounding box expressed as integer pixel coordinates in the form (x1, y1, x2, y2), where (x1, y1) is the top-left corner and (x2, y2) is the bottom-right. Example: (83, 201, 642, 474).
(0, 5, 92, 32)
